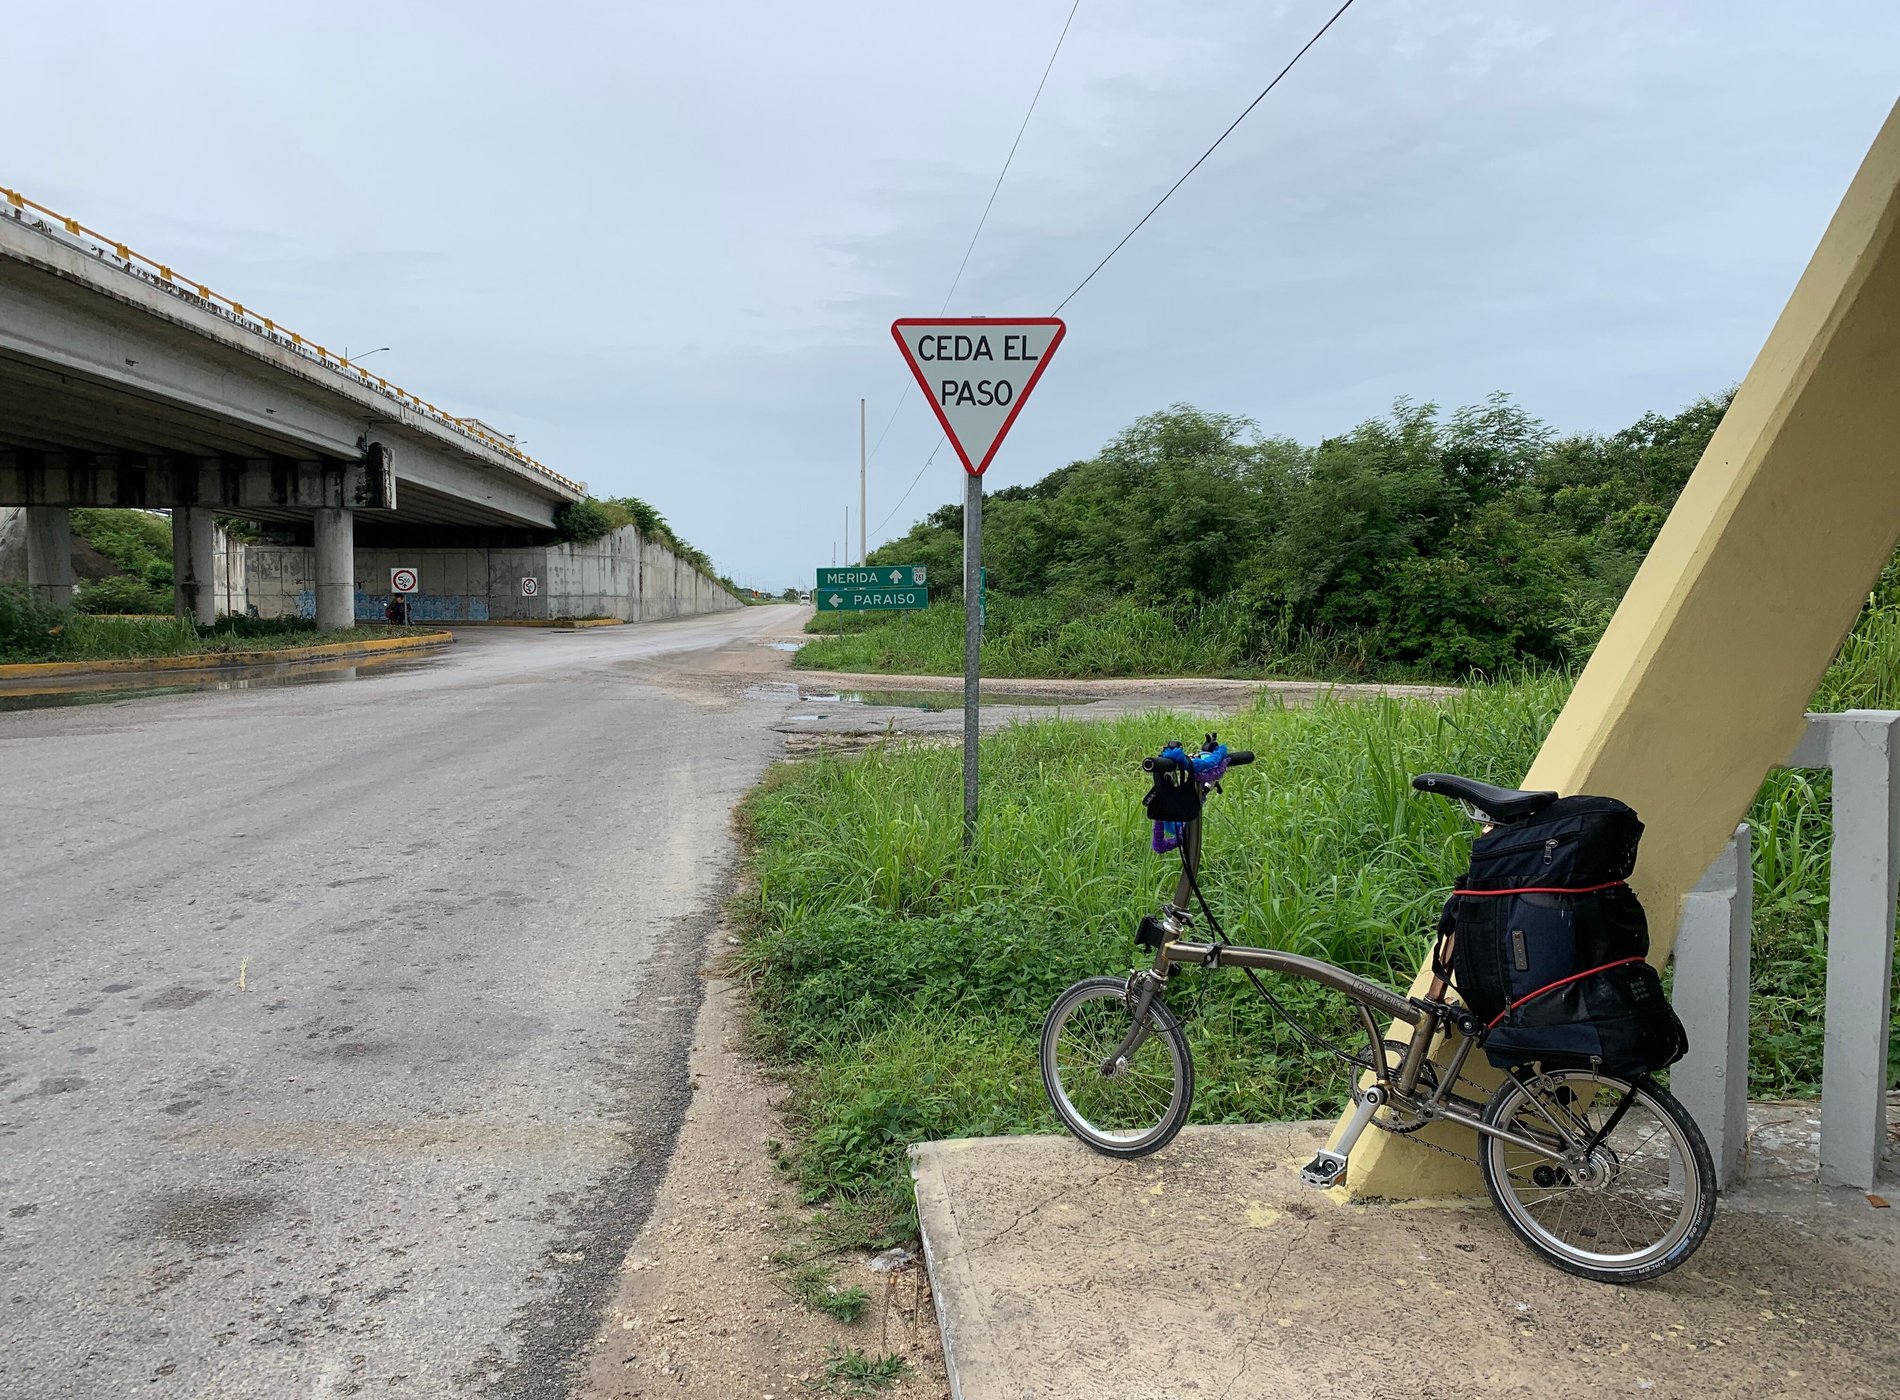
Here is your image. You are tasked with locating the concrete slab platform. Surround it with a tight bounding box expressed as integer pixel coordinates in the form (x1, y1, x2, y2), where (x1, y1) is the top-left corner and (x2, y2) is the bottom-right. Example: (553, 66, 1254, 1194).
(913, 1116, 1899, 1400)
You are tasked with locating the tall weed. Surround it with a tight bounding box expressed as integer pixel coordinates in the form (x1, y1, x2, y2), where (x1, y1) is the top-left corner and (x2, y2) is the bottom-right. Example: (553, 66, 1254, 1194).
(743, 613, 1900, 1225)
(798, 595, 1405, 682)
(736, 680, 1565, 1227)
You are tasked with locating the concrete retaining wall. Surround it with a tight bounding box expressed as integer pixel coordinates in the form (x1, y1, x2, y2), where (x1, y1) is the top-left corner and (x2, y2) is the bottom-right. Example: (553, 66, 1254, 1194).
(244, 526, 741, 623)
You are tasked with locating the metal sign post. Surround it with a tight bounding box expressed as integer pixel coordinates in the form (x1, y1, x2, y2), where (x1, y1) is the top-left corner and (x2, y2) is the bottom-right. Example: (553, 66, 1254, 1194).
(890, 316, 1066, 848)
(962, 472, 982, 843)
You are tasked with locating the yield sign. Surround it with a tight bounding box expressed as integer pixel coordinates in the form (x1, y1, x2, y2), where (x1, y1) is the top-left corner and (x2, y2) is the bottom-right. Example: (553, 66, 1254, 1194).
(891, 317, 1065, 476)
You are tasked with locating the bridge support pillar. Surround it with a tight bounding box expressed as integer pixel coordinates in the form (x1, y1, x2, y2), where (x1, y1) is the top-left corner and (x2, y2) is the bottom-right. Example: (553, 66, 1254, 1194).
(24, 506, 75, 608)
(314, 506, 354, 631)
(171, 506, 218, 625)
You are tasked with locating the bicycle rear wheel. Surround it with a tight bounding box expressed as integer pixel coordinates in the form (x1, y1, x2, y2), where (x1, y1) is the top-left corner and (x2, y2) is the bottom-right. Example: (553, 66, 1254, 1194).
(1040, 976, 1193, 1158)
(1479, 1068, 1715, 1283)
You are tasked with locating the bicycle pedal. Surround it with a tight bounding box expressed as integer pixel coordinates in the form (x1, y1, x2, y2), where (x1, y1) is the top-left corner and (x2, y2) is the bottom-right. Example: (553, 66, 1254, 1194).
(1300, 1150, 1348, 1189)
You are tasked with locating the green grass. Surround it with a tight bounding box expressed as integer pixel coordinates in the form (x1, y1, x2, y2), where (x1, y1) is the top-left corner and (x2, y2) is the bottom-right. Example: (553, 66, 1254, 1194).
(796, 595, 1413, 681)
(735, 678, 1566, 1234)
(822, 1345, 909, 1393)
(0, 596, 417, 664)
(768, 1248, 870, 1322)
(738, 633, 1900, 1233)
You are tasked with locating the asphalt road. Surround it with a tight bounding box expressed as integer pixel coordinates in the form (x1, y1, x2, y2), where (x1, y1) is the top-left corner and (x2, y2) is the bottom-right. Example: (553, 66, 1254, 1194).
(0, 607, 805, 1400)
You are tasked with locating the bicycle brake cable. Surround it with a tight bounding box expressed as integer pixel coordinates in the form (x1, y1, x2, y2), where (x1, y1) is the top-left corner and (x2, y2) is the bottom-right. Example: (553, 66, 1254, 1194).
(1180, 851, 1376, 1073)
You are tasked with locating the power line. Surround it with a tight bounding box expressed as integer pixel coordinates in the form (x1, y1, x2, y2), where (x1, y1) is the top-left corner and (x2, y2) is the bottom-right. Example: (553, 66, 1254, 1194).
(864, 0, 1082, 539)
(874, 0, 1355, 543)
(871, 441, 945, 538)
(942, 0, 1082, 315)
(1050, 0, 1356, 315)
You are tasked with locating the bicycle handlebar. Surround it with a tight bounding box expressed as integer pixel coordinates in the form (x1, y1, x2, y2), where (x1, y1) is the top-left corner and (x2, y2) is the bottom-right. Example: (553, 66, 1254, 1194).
(1141, 749, 1254, 775)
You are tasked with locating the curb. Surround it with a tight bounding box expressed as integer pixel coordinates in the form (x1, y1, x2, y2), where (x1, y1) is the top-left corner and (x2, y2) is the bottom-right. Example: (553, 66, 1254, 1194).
(0, 630, 454, 682)
(449, 617, 625, 630)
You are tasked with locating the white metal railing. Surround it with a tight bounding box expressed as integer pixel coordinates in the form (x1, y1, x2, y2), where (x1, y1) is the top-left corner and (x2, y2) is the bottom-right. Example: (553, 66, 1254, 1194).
(1673, 710, 1900, 1190)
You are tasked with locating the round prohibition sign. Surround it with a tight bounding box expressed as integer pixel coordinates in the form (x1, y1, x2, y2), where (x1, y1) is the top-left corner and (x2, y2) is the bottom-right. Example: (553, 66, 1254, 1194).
(389, 567, 419, 594)
(520, 577, 539, 597)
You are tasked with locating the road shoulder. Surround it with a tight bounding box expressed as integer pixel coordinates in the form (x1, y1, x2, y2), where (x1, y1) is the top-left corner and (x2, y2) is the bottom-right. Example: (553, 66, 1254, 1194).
(574, 922, 948, 1399)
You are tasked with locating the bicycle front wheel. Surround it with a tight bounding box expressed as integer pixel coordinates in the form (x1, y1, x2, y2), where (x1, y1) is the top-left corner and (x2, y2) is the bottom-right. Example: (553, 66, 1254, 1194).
(1479, 1068, 1715, 1283)
(1040, 976, 1193, 1158)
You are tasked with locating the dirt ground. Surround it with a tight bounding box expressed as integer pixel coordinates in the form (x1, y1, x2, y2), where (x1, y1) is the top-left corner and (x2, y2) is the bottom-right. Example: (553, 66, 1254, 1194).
(572, 917, 948, 1400)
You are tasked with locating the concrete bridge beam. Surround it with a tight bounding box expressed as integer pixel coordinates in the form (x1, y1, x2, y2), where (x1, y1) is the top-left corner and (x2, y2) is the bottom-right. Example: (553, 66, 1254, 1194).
(314, 507, 354, 631)
(24, 504, 74, 607)
(171, 505, 217, 625)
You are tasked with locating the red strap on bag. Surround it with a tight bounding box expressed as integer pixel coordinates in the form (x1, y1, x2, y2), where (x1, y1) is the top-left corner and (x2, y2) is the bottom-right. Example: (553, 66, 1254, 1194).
(1453, 879, 1628, 897)
(1483, 955, 1649, 1032)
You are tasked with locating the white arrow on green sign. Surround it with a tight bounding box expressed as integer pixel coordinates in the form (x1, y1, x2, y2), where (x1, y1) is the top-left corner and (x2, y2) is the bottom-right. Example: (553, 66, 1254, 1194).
(813, 583, 927, 613)
(816, 565, 928, 589)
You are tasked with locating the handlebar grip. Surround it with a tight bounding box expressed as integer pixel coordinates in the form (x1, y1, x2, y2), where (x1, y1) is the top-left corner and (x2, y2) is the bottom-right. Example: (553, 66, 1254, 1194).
(1226, 751, 1255, 766)
(1142, 755, 1186, 775)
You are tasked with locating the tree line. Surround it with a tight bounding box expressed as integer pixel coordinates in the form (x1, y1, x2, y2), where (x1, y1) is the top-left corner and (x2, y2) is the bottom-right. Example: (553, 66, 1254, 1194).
(867, 391, 1732, 676)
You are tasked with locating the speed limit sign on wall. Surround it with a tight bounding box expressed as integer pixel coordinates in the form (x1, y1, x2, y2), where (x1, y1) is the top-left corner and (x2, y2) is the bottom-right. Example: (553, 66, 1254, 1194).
(520, 577, 539, 597)
(390, 567, 419, 594)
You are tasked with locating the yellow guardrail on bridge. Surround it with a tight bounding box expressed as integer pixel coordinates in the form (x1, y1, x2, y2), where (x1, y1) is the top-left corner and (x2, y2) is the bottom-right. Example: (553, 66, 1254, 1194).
(0, 184, 585, 496)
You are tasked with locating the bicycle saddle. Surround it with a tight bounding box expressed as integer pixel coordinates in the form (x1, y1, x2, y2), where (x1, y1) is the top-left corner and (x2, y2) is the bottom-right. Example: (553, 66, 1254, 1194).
(1411, 773, 1558, 823)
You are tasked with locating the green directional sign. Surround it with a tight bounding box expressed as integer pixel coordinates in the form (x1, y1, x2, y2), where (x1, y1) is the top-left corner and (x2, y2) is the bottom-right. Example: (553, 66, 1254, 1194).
(818, 565, 928, 590)
(814, 564, 929, 613)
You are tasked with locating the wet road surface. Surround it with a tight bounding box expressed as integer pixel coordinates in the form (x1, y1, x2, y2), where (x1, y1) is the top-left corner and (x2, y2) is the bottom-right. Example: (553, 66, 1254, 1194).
(0, 608, 802, 1399)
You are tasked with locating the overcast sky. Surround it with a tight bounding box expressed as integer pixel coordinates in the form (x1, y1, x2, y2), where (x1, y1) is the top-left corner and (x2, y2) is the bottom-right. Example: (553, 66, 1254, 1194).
(9, 2, 1898, 588)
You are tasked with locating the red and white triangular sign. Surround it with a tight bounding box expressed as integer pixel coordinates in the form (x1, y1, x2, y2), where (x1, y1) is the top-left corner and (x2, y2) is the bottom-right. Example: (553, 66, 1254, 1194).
(891, 317, 1065, 476)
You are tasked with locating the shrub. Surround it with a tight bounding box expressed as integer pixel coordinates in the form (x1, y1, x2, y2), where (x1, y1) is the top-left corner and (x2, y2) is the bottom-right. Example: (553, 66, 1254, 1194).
(0, 584, 69, 660)
(553, 498, 628, 545)
(70, 508, 172, 576)
(76, 574, 171, 614)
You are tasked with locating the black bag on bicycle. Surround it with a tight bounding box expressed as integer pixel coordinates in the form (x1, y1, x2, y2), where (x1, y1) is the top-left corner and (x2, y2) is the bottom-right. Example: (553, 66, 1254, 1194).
(1142, 764, 1203, 824)
(1440, 796, 1688, 1077)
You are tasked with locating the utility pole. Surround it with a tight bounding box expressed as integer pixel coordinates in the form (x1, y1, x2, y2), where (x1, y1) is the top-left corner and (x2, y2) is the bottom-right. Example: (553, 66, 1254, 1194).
(859, 398, 867, 565)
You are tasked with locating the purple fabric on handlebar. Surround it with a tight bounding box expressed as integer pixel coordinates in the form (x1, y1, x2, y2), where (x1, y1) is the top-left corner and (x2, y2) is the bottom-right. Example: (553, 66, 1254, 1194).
(1150, 746, 1230, 851)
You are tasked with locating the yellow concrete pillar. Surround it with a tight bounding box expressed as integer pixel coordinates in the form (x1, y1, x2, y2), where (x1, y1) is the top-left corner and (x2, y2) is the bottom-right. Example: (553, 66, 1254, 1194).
(1348, 98, 1900, 1198)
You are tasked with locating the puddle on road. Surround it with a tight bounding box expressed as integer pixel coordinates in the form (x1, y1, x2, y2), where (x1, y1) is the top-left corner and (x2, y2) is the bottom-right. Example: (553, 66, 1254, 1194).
(837, 688, 1068, 711)
(0, 654, 444, 712)
(767, 641, 807, 653)
(751, 684, 1074, 717)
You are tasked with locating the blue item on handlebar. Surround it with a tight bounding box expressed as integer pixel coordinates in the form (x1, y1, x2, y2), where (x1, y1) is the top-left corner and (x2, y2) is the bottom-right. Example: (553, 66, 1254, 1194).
(1145, 741, 1232, 852)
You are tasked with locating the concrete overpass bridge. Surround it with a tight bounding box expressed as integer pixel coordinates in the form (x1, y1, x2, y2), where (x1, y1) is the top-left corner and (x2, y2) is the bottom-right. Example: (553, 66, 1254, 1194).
(0, 187, 588, 628)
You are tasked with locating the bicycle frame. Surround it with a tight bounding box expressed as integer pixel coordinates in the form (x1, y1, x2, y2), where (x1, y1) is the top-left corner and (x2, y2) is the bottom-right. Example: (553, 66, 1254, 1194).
(1130, 813, 1596, 1172)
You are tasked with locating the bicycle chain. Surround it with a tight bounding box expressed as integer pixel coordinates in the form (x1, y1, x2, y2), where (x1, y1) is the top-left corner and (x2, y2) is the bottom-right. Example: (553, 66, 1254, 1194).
(1363, 1058, 1490, 1168)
